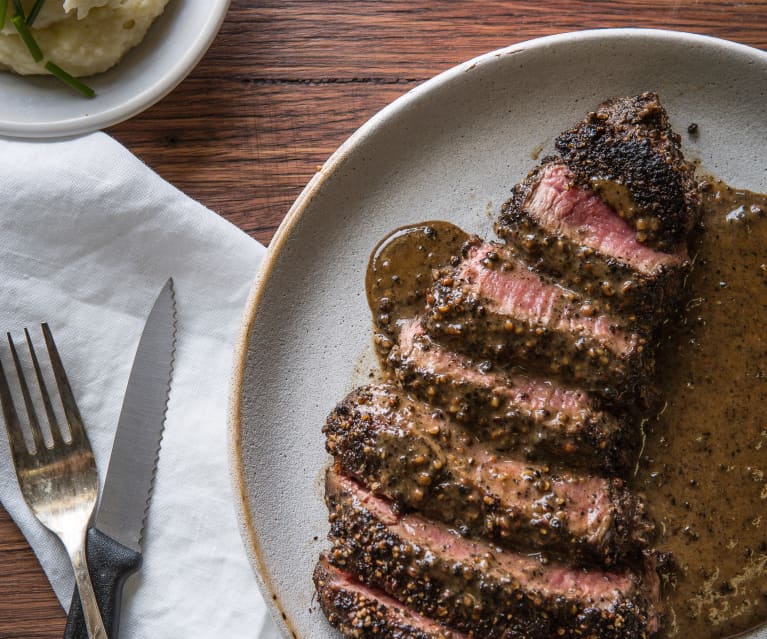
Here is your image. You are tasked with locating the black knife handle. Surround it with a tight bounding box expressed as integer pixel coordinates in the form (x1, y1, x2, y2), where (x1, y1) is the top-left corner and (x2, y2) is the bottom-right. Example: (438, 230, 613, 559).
(63, 527, 142, 639)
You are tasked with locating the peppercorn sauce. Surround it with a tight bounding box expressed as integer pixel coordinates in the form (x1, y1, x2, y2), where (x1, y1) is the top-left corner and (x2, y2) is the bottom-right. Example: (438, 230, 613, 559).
(366, 221, 469, 352)
(635, 182, 767, 638)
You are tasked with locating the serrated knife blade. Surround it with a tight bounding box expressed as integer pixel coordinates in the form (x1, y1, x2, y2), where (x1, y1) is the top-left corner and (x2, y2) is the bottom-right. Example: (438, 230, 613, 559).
(64, 278, 177, 639)
(95, 278, 176, 551)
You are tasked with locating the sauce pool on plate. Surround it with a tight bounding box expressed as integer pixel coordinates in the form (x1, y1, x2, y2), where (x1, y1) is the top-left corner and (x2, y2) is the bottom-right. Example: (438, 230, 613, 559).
(636, 182, 767, 639)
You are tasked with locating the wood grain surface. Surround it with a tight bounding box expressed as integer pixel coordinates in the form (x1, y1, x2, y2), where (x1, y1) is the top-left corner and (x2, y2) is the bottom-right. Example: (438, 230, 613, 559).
(2, 1, 767, 636)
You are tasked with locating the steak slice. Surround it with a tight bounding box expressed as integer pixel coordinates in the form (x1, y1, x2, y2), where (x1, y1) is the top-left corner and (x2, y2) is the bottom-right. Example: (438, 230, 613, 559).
(387, 318, 639, 475)
(495, 159, 690, 326)
(326, 470, 662, 639)
(324, 384, 654, 566)
(555, 92, 700, 250)
(314, 554, 468, 639)
(424, 238, 652, 397)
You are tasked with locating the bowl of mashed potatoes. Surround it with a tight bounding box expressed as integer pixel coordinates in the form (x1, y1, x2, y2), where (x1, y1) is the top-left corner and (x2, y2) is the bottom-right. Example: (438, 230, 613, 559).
(0, 0, 231, 137)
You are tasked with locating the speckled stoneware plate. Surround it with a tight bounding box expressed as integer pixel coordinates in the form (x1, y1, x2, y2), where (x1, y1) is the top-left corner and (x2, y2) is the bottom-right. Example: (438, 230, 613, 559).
(230, 29, 767, 639)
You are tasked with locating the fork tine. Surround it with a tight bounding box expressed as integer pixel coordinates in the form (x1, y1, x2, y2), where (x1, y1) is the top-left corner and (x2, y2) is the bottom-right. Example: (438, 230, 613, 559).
(0, 350, 28, 463)
(8, 332, 46, 454)
(41, 323, 86, 444)
(25, 327, 64, 448)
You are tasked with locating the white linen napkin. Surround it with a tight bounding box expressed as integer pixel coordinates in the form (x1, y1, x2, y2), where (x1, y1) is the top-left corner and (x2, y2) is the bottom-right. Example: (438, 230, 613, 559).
(0, 133, 280, 638)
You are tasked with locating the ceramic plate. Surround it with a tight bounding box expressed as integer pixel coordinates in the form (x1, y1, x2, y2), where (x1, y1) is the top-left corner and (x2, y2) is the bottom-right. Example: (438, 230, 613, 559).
(0, 0, 230, 138)
(230, 29, 767, 639)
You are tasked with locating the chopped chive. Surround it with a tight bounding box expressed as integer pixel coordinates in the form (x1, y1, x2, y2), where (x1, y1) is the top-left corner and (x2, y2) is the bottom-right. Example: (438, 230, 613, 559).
(8, 0, 94, 99)
(26, 0, 46, 26)
(11, 15, 42, 62)
(44, 61, 95, 98)
(10, 0, 23, 20)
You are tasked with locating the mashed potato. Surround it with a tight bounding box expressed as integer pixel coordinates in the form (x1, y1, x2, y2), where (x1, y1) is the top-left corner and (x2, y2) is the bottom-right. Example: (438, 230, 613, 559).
(0, 0, 170, 76)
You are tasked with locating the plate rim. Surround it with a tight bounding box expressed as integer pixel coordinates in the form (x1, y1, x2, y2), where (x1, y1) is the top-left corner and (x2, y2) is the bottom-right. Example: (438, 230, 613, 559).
(227, 27, 767, 637)
(0, 0, 231, 138)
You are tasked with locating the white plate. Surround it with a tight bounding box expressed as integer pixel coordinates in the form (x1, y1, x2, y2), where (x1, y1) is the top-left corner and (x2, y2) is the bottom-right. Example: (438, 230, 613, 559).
(0, 0, 230, 138)
(229, 29, 767, 639)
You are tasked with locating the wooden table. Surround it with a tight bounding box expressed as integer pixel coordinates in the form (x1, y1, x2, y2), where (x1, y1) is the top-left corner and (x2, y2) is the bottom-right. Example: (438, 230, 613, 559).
(2, 1, 767, 636)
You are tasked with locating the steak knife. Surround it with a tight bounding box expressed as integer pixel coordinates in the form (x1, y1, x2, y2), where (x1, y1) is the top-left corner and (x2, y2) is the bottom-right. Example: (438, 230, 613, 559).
(64, 278, 177, 639)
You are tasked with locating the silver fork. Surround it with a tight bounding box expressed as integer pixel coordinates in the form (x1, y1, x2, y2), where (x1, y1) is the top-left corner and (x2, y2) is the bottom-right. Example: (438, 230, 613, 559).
(0, 324, 107, 639)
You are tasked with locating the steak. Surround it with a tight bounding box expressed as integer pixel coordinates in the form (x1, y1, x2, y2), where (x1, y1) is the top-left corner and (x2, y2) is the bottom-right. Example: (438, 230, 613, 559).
(324, 384, 653, 566)
(554, 92, 700, 250)
(495, 159, 690, 326)
(314, 554, 469, 639)
(316, 93, 695, 639)
(387, 318, 639, 474)
(325, 470, 662, 639)
(423, 238, 652, 397)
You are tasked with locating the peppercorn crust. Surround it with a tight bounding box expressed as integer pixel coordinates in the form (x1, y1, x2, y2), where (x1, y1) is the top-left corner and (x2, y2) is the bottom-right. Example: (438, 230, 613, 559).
(496, 159, 691, 331)
(314, 554, 469, 639)
(423, 238, 654, 399)
(554, 92, 700, 251)
(325, 471, 662, 639)
(386, 319, 640, 476)
(323, 384, 655, 567)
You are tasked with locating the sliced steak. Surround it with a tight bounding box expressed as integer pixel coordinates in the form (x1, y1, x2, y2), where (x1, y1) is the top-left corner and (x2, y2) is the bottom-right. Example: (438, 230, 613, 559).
(326, 470, 662, 639)
(555, 92, 700, 250)
(387, 318, 639, 474)
(423, 238, 652, 397)
(496, 159, 690, 326)
(324, 384, 654, 566)
(314, 554, 468, 639)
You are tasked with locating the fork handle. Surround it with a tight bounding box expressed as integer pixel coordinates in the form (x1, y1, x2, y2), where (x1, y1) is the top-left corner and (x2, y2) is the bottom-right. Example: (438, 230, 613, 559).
(64, 528, 142, 639)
